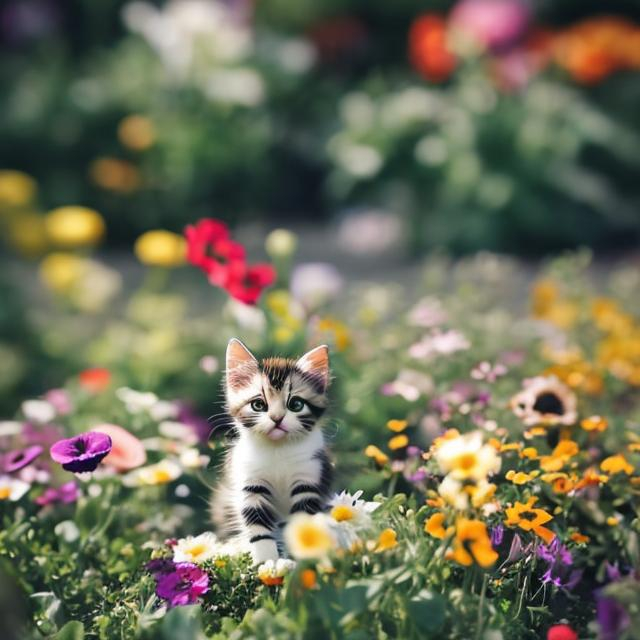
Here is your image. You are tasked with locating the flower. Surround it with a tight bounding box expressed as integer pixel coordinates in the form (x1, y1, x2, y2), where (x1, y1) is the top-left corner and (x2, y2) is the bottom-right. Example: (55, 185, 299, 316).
(449, 0, 531, 53)
(388, 434, 409, 450)
(223, 261, 276, 305)
(118, 114, 156, 151)
(44, 206, 106, 247)
(438, 475, 470, 510)
(448, 519, 498, 568)
(290, 263, 343, 309)
(257, 558, 296, 586)
(134, 230, 187, 267)
(50, 432, 113, 473)
(539, 440, 579, 473)
(600, 454, 634, 476)
(0, 170, 37, 207)
(184, 218, 242, 280)
(435, 431, 501, 481)
(409, 14, 457, 82)
(387, 419, 408, 433)
(78, 367, 112, 393)
(425, 512, 452, 539)
(328, 490, 379, 528)
(21, 399, 55, 424)
(0, 475, 30, 501)
(265, 228, 298, 259)
(365, 445, 389, 466)
(409, 329, 470, 360)
(504, 496, 555, 543)
(375, 528, 398, 552)
(547, 624, 578, 640)
(123, 459, 182, 487)
(581, 415, 608, 432)
(173, 532, 222, 564)
(89, 158, 141, 193)
(380, 369, 434, 401)
(91, 424, 147, 471)
(154, 562, 209, 608)
(285, 513, 335, 560)
(505, 469, 538, 485)
(2, 445, 43, 473)
(300, 568, 317, 589)
(510, 376, 577, 426)
(44, 389, 72, 415)
(35, 481, 79, 506)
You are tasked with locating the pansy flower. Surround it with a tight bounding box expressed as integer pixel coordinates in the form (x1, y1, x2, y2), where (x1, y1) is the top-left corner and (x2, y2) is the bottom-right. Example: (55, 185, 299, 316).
(510, 376, 577, 426)
(153, 561, 209, 608)
(2, 445, 43, 473)
(50, 431, 112, 473)
(35, 481, 79, 506)
(504, 496, 555, 544)
(447, 519, 498, 568)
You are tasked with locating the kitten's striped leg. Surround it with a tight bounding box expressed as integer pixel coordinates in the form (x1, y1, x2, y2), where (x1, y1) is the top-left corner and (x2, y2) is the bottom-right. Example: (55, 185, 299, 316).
(242, 485, 279, 563)
(289, 483, 325, 515)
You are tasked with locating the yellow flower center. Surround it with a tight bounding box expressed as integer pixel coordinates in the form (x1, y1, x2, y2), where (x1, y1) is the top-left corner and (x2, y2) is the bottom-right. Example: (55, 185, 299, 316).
(331, 505, 354, 522)
(456, 453, 478, 471)
(298, 524, 331, 551)
(186, 543, 207, 559)
(0, 486, 11, 500)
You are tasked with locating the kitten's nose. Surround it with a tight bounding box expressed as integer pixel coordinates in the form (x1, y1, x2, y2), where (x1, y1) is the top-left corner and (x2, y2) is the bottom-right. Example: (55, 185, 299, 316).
(270, 414, 285, 425)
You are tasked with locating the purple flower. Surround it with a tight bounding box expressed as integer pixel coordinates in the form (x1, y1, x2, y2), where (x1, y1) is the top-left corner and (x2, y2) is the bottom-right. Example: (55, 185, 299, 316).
(2, 445, 43, 473)
(35, 481, 79, 506)
(537, 538, 582, 592)
(597, 595, 630, 640)
(146, 558, 177, 577)
(50, 432, 112, 473)
(154, 562, 209, 608)
(490, 525, 504, 547)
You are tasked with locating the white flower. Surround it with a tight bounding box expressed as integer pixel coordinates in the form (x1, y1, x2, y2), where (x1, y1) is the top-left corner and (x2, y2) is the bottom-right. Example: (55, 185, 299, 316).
(21, 399, 56, 424)
(407, 297, 448, 328)
(179, 448, 210, 469)
(116, 387, 159, 413)
(173, 532, 223, 564)
(435, 431, 501, 482)
(224, 299, 266, 333)
(290, 263, 344, 310)
(123, 459, 182, 487)
(284, 513, 336, 560)
(438, 475, 469, 511)
(381, 369, 433, 402)
(159, 421, 198, 445)
(199, 355, 219, 375)
(328, 490, 379, 528)
(257, 558, 297, 583)
(150, 401, 179, 422)
(0, 475, 30, 501)
(0, 421, 23, 437)
(409, 329, 471, 360)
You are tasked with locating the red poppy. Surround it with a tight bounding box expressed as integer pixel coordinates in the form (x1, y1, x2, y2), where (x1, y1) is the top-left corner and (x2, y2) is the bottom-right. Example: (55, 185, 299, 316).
(547, 625, 578, 640)
(224, 262, 276, 305)
(184, 219, 245, 283)
(409, 14, 457, 82)
(78, 367, 111, 393)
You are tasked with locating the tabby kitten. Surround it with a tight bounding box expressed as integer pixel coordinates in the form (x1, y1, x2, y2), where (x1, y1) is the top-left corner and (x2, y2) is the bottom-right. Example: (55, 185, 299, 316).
(212, 338, 333, 564)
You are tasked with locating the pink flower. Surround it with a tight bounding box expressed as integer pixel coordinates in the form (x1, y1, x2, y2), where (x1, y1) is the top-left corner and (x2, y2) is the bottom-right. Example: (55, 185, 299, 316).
(91, 424, 146, 471)
(35, 481, 79, 506)
(450, 0, 531, 53)
(44, 389, 72, 415)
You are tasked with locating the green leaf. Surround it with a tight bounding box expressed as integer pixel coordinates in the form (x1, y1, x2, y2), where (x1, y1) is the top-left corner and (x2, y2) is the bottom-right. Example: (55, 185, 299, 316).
(52, 621, 84, 640)
(160, 605, 207, 640)
(407, 590, 446, 633)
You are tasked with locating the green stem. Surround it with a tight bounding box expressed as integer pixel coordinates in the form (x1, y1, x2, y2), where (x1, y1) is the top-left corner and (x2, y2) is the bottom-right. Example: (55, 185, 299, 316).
(475, 573, 488, 640)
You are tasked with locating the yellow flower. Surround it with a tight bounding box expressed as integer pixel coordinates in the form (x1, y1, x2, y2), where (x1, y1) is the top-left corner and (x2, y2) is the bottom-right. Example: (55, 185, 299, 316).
(520, 447, 538, 460)
(388, 434, 409, 450)
(315, 317, 351, 352)
(265, 228, 297, 258)
(0, 170, 37, 208)
(539, 440, 579, 472)
(284, 513, 335, 560)
(469, 480, 497, 508)
(448, 519, 497, 568)
(118, 114, 156, 151)
(134, 230, 186, 267)
(574, 468, 609, 490)
(531, 279, 559, 316)
(600, 454, 634, 475)
(387, 419, 408, 432)
(435, 431, 501, 482)
(45, 206, 105, 247)
(375, 528, 398, 552)
(505, 470, 538, 485)
(39, 253, 85, 293)
(581, 416, 608, 432)
(365, 445, 389, 466)
(606, 516, 620, 526)
(424, 512, 451, 539)
(504, 496, 555, 544)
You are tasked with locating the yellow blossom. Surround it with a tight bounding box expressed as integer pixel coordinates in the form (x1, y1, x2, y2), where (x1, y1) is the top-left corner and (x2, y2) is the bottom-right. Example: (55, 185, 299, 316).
(388, 434, 409, 450)
(375, 528, 398, 552)
(331, 505, 354, 522)
(45, 206, 105, 247)
(600, 454, 634, 475)
(539, 440, 579, 472)
(365, 445, 389, 466)
(521, 447, 538, 460)
(581, 416, 608, 432)
(606, 516, 620, 526)
(284, 514, 335, 560)
(118, 114, 156, 151)
(505, 470, 538, 485)
(448, 519, 498, 568)
(424, 513, 451, 539)
(134, 230, 186, 267)
(0, 170, 37, 207)
(387, 419, 408, 432)
(89, 157, 141, 193)
(504, 496, 555, 544)
(39, 253, 85, 294)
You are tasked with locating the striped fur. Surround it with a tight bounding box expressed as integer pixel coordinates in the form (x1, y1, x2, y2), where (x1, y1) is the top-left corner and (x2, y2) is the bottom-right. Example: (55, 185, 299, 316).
(211, 339, 333, 564)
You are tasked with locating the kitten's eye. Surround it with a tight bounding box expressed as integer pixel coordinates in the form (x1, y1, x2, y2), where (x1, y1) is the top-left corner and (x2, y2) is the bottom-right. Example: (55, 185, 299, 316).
(287, 396, 305, 412)
(250, 398, 268, 412)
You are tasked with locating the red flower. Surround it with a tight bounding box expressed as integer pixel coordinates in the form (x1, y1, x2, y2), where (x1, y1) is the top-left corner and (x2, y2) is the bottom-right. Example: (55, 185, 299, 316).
(224, 262, 276, 305)
(547, 625, 578, 640)
(185, 219, 245, 284)
(409, 14, 457, 82)
(78, 368, 111, 393)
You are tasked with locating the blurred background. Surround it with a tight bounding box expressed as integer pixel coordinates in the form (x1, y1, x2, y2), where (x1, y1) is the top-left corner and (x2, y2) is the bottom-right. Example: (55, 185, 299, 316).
(1, 0, 640, 412)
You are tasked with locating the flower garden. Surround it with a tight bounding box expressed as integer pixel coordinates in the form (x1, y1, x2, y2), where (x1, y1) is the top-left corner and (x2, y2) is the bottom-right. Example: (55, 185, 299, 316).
(2, 1, 640, 639)
(1, 209, 639, 639)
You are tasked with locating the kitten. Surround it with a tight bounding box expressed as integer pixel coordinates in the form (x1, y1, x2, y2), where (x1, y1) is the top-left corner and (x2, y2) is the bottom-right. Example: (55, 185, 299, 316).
(212, 338, 333, 564)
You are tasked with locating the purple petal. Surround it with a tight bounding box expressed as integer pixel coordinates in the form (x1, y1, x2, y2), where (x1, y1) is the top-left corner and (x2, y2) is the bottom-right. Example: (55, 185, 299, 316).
(2, 445, 43, 473)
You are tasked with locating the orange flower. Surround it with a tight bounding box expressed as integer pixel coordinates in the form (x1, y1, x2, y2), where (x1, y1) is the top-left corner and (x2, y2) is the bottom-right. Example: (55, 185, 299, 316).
(409, 14, 457, 82)
(600, 454, 634, 476)
(581, 416, 608, 432)
(78, 367, 111, 393)
(375, 528, 398, 552)
(92, 424, 146, 471)
(539, 440, 579, 472)
(505, 470, 538, 485)
(387, 419, 408, 432)
(300, 569, 317, 589)
(504, 497, 555, 544)
(365, 445, 389, 466)
(574, 467, 609, 490)
(448, 519, 497, 568)
(570, 532, 590, 544)
(424, 512, 452, 539)
(388, 435, 409, 450)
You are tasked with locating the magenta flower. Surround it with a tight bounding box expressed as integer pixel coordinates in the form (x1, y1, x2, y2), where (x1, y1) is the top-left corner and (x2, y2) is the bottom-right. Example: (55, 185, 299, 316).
(35, 481, 79, 506)
(2, 445, 43, 473)
(50, 432, 112, 473)
(153, 561, 209, 608)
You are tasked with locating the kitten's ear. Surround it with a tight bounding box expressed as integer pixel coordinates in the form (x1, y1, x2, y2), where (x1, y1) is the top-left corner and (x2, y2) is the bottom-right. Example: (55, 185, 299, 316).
(226, 339, 258, 390)
(296, 345, 330, 392)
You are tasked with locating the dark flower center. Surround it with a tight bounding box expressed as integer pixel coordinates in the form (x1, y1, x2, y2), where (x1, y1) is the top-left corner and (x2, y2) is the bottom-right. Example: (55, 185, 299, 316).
(533, 392, 564, 415)
(74, 439, 87, 455)
(10, 452, 25, 463)
(519, 510, 538, 523)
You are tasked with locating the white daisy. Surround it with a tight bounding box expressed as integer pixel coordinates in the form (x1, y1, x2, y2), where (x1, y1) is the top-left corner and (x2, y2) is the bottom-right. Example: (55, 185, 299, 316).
(0, 475, 30, 501)
(173, 532, 224, 564)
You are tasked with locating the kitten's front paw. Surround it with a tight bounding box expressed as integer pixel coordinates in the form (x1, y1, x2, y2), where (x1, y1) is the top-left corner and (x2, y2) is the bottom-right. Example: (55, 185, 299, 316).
(250, 539, 279, 565)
